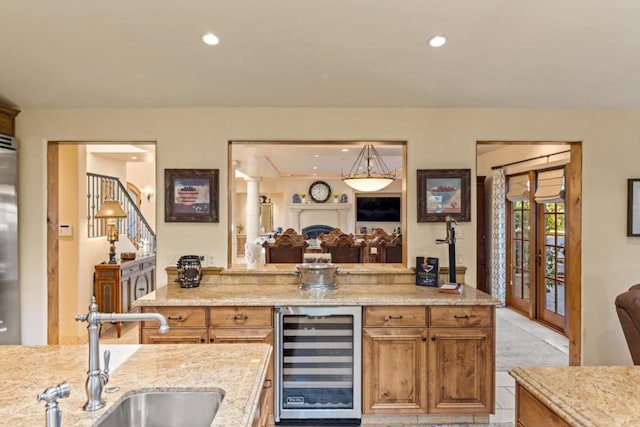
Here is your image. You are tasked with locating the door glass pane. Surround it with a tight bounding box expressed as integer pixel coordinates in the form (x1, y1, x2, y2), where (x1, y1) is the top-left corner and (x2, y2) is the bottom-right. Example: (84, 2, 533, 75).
(523, 271, 530, 301)
(545, 279, 556, 311)
(541, 200, 566, 320)
(513, 266, 522, 299)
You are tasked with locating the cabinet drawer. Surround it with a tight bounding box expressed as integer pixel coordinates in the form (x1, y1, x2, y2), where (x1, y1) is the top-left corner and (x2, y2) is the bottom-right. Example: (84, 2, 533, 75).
(364, 306, 426, 327)
(429, 306, 492, 328)
(121, 263, 140, 277)
(517, 385, 570, 427)
(210, 306, 272, 327)
(141, 328, 208, 344)
(210, 328, 273, 344)
(142, 306, 207, 328)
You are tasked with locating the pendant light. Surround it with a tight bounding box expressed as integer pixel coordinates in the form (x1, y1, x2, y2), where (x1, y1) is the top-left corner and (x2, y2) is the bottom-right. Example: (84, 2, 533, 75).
(341, 144, 396, 192)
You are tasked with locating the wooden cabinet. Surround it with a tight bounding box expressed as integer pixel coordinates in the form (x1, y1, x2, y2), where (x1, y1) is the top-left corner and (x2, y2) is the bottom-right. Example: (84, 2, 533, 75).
(427, 306, 494, 414)
(516, 384, 570, 427)
(363, 306, 428, 414)
(140, 305, 274, 423)
(253, 352, 274, 427)
(209, 306, 273, 424)
(94, 255, 155, 337)
(363, 326, 427, 413)
(140, 306, 208, 343)
(209, 306, 273, 344)
(362, 305, 494, 416)
(0, 106, 19, 136)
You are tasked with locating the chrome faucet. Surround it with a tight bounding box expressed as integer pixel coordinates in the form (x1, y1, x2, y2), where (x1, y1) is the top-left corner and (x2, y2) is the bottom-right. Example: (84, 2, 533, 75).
(37, 381, 70, 427)
(436, 215, 458, 283)
(75, 297, 169, 411)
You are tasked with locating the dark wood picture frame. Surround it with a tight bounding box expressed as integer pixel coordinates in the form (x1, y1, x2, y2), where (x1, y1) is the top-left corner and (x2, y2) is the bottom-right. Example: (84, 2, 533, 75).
(628, 179, 640, 236)
(165, 169, 219, 223)
(417, 168, 471, 222)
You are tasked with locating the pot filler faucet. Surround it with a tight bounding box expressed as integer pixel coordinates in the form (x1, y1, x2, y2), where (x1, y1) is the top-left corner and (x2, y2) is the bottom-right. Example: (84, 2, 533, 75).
(435, 214, 458, 284)
(75, 297, 169, 411)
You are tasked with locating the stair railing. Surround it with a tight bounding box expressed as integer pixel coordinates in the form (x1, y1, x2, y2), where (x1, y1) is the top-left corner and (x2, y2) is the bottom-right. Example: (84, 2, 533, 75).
(87, 172, 156, 255)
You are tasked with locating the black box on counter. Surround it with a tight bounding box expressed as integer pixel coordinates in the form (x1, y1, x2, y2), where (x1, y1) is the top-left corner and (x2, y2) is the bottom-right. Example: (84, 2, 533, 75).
(416, 256, 439, 287)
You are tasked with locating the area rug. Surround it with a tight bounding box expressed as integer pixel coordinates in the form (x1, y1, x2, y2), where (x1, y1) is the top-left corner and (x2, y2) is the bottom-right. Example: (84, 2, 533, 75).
(495, 314, 567, 372)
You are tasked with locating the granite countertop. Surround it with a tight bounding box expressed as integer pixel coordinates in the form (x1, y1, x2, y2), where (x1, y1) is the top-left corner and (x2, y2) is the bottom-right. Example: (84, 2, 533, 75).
(0, 343, 271, 427)
(134, 283, 500, 307)
(510, 366, 640, 426)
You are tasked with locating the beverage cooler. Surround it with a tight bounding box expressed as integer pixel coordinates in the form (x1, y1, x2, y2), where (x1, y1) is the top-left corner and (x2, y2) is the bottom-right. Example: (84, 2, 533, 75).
(274, 306, 362, 425)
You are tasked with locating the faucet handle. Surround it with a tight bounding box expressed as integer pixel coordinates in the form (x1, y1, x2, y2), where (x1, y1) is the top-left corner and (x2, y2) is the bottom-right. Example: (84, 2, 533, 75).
(74, 314, 87, 322)
(103, 349, 111, 378)
(37, 381, 71, 403)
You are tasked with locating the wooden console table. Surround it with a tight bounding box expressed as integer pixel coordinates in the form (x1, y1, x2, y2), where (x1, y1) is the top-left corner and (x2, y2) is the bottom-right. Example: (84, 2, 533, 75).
(94, 255, 156, 337)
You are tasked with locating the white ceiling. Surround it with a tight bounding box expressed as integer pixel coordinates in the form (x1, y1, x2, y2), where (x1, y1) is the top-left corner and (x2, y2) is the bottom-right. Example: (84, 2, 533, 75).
(232, 142, 403, 178)
(2, 0, 640, 109)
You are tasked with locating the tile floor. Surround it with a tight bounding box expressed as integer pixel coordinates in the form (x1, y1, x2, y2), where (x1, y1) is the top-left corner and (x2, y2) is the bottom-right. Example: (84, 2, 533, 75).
(100, 307, 569, 427)
(489, 308, 568, 426)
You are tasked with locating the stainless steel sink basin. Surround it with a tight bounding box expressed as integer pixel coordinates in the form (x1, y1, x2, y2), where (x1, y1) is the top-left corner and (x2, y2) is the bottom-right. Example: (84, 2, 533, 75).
(93, 390, 224, 427)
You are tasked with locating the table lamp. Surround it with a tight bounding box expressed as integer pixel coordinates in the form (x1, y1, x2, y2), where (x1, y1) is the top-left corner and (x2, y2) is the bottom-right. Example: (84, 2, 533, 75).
(95, 200, 127, 264)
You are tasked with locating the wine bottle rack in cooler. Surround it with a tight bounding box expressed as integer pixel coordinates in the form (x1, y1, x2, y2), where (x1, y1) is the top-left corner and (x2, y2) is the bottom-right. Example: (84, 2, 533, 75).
(274, 306, 362, 423)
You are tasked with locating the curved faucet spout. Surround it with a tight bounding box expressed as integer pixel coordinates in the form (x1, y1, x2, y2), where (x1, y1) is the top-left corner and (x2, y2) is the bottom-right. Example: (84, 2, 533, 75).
(95, 311, 169, 333)
(75, 296, 169, 411)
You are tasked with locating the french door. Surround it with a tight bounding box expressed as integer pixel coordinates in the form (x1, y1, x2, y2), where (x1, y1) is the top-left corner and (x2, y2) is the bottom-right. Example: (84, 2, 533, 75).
(507, 169, 566, 333)
(536, 202, 565, 330)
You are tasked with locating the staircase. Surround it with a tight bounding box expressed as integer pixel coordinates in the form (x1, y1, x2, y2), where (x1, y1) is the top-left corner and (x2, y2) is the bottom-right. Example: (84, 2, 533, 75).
(87, 172, 156, 254)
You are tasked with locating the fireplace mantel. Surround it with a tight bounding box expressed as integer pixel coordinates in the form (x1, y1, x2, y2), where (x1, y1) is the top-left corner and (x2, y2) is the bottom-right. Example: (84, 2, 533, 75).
(288, 203, 352, 231)
(288, 203, 352, 212)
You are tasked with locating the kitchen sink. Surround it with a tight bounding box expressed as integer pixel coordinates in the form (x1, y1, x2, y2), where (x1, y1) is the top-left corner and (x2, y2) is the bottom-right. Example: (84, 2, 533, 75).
(93, 390, 224, 427)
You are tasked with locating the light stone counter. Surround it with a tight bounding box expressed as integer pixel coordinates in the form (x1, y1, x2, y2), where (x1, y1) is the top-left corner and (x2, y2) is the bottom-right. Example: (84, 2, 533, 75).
(510, 366, 640, 426)
(0, 343, 271, 427)
(134, 283, 500, 307)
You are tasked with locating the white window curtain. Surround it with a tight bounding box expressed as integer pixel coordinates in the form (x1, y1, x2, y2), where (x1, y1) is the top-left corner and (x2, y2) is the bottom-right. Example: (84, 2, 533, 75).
(535, 169, 565, 204)
(506, 174, 530, 202)
(490, 168, 506, 306)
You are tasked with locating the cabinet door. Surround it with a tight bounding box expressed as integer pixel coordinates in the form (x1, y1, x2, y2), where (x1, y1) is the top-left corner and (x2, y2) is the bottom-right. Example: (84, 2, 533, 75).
(427, 327, 494, 413)
(516, 384, 570, 427)
(141, 328, 208, 344)
(362, 327, 427, 414)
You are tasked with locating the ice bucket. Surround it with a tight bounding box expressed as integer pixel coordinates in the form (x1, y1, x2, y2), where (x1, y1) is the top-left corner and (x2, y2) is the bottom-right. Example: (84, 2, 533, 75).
(295, 263, 339, 290)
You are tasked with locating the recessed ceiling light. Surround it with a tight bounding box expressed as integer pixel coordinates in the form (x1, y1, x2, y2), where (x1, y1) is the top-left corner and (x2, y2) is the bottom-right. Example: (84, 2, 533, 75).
(313, 154, 320, 158)
(312, 166, 318, 170)
(202, 33, 220, 46)
(341, 148, 349, 152)
(428, 35, 446, 47)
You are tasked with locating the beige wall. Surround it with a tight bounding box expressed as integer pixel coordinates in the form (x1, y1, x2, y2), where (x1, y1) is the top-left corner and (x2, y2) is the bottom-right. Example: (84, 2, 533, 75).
(15, 108, 640, 366)
(126, 161, 156, 227)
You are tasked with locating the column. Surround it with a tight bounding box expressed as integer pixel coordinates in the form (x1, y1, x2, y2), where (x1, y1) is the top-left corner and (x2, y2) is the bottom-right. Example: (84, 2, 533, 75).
(231, 160, 240, 261)
(245, 177, 262, 244)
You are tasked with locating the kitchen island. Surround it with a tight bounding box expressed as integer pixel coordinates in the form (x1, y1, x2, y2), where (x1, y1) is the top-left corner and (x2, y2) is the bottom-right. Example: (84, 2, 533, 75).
(134, 275, 500, 426)
(511, 365, 640, 426)
(134, 282, 498, 307)
(0, 343, 271, 427)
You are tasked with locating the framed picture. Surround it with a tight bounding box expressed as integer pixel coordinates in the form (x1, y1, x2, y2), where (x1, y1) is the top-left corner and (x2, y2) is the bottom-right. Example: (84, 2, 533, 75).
(628, 179, 640, 236)
(165, 169, 219, 222)
(417, 169, 471, 222)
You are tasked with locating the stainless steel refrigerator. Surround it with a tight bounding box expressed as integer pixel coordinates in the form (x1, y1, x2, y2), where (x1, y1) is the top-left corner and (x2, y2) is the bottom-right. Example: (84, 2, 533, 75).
(0, 133, 19, 344)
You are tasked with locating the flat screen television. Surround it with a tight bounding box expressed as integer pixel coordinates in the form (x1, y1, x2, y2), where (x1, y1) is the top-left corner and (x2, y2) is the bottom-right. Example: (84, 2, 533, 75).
(356, 196, 401, 222)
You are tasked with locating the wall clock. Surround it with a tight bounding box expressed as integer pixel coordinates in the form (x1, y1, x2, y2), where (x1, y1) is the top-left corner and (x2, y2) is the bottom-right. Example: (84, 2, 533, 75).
(309, 180, 332, 203)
